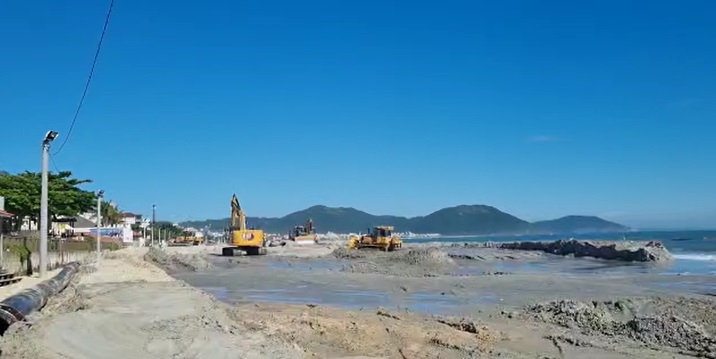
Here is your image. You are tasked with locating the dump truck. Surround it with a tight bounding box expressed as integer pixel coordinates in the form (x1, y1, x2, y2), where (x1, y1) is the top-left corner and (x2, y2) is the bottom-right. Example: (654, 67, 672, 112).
(289, 219, 318, 245)
(222, 194, 266, 256)
(347, 226, 402, 251)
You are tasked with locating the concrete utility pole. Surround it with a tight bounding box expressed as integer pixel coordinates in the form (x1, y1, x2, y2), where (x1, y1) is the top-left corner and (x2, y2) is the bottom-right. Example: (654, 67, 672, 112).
(152, 204, 156, 246)
(0, 196, 6, 266)
(40, 130, 58, 278)
(96, 190, 104, 265)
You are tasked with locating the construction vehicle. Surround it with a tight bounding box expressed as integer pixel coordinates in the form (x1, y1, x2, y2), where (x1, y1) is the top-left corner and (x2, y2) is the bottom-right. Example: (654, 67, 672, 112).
(174, 229, 203, 246)
(347, 226, 402, 251)
(222, 194, 267, 256)
(289, 219, 318, 245)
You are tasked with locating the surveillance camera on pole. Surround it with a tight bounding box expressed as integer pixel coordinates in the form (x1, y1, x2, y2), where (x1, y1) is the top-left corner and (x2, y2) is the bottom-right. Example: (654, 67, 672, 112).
(39, 130, 59, 278)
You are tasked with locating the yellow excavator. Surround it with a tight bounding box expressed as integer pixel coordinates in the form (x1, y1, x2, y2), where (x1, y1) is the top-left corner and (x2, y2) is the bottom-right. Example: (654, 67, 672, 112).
(289, 219, 318, 244)
(347, 226, 402, 251)
(222, 194, 267, 256)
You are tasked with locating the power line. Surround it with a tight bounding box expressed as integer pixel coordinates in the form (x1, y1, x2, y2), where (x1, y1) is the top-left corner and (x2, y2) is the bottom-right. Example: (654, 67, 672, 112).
(53, 0, 115, 156)
(49, 154, 61, 173)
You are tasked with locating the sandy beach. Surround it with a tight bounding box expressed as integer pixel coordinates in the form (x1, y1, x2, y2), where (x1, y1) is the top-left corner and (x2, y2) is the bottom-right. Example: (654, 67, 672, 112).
(1, 242, 714, 358)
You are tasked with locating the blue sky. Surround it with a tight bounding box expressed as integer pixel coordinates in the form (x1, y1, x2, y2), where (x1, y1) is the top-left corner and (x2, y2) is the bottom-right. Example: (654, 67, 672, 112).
(1, 0, 715, 228)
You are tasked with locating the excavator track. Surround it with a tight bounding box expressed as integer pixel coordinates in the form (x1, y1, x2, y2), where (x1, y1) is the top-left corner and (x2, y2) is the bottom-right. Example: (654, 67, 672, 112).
(221, 246, 267, 256)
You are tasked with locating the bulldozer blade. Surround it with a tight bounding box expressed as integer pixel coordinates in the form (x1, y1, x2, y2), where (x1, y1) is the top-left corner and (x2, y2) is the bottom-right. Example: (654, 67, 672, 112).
(293, 239, 316, 245)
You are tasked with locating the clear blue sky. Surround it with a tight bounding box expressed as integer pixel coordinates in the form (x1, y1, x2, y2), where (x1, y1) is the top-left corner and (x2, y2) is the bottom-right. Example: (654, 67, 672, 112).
(1, 0, 715, 228)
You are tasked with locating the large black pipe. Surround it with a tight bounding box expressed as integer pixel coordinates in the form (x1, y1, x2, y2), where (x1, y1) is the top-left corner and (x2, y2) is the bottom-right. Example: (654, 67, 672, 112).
(0, 261, 81, 335)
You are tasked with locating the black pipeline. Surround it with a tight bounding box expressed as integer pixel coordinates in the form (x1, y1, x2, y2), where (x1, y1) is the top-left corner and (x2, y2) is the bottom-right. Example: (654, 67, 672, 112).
(0, 261, 81, 335)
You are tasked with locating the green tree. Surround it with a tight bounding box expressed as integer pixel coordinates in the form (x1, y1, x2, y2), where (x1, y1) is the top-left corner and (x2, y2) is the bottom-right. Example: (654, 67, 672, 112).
(0, 171, 96, 230)
(155, 221, 183, 238)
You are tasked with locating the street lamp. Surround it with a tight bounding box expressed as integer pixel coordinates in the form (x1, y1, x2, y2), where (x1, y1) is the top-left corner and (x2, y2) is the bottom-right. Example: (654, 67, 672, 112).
(39, 130, 59, 278)
(96, 190, 104, 266)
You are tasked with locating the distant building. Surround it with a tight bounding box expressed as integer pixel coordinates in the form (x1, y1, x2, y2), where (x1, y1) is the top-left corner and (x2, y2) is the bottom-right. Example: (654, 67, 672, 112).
(121, 212, 142, 226)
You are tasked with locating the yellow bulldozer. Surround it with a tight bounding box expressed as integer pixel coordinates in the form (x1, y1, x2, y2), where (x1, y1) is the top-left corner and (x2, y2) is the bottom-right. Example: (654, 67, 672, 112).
(347, 226, 402, 251)
(222, 194, 267, 256)
(289, 218, 318, 245)
(174, 229, 203, 246)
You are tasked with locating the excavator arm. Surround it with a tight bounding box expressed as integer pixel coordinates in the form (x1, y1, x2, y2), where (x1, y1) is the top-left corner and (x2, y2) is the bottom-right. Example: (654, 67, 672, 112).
(230, 194, 246, 231)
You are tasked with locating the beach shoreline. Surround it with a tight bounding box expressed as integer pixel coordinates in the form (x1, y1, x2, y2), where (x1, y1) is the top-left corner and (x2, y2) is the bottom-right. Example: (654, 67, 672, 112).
(1, 243, 714, 358)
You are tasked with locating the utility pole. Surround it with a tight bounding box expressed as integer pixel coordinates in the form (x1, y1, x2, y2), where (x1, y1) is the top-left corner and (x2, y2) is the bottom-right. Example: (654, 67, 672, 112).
(96, 190, 104, 265)
(0, 196, 6, 266)
(40, 130, 58, 278)
(152, 204, 156, 246)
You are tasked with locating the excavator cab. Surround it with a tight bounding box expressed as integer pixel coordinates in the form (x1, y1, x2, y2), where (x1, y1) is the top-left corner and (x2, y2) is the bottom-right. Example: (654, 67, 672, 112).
(289, 219, 318, 244)
(292, 226, 308, 237)
(372, 226, 392, 238)
(347, 225, 402, 251)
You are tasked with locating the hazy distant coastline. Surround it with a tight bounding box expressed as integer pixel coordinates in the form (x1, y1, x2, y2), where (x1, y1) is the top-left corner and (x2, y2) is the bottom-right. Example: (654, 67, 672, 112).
(182, 204, 628, 235)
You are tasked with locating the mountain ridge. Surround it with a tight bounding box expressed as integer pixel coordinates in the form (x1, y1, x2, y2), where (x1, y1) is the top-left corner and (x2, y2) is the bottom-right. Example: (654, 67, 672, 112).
(181, 204, 628, 235)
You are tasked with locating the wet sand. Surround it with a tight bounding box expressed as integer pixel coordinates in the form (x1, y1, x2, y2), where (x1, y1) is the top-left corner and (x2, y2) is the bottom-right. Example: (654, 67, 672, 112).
(176, 241, 715, 314)
(2, 243, 714, 358)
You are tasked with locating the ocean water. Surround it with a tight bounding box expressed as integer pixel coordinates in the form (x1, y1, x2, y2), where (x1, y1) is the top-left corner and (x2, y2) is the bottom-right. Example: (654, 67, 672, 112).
(407, 230, 716, 276)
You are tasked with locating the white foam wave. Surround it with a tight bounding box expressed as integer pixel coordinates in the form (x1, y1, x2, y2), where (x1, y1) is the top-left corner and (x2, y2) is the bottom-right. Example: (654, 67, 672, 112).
(673, 254, 716, 262)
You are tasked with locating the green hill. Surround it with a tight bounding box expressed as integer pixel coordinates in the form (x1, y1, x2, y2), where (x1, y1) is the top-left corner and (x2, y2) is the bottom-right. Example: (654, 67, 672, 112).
(531, 215, 628, 234)
(181, 205, 626, 235)
(407, 205, 529, 235)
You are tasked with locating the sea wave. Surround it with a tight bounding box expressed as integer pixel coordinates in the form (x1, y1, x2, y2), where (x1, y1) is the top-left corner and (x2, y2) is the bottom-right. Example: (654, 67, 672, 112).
(673, 254, 716, 262)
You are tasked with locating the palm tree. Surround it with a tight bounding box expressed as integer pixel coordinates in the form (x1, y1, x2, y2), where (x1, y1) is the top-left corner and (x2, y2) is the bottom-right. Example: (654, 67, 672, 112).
(100, 201, 124, 227)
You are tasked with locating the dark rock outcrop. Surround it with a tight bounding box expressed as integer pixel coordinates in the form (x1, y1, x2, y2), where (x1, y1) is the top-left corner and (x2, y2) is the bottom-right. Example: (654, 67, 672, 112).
(479, 239, 672, 262)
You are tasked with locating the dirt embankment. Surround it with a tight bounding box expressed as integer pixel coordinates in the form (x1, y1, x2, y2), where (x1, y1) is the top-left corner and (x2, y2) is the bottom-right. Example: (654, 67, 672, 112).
(143, 246, 213, 271)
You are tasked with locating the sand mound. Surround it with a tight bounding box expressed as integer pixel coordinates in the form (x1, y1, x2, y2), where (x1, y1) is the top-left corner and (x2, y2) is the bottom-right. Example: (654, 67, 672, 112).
(526, 297, 716, 356)
(393, 248, 454, 266)
(233, 303, 499, 359)
(331, 247, 367, 259)
(335, 247, 455, 277)
(144, 247, 212, 271)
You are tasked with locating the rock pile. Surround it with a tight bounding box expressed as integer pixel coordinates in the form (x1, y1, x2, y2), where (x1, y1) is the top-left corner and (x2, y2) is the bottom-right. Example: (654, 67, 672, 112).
(481, 239, 672, 262)
(526, 297, 716, 356)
